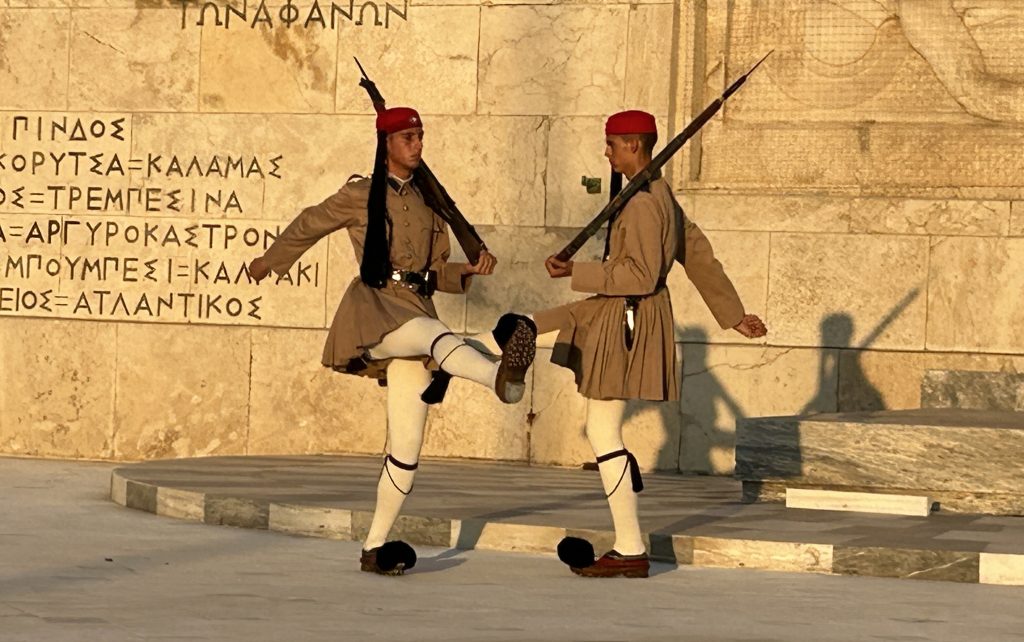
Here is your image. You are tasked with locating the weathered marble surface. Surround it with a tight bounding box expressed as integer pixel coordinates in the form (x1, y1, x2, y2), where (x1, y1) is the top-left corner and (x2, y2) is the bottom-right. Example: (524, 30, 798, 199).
(0, 317, 116, 458)
(268, 503, 352, 540)
(0, 10, 70, 110)
(692, 537, 833, 574)
(422, 374, 532, 462)
(156, 486, 205, 521)
(1011, 201, 1024, 236)
(113, 324, 250, 460)
(527, 347, 592, 468)
(921, 370, 1024, 412)
(697, 122, 1024, 198)
(981, 552, 1024, 586)
(680, 343, 834, 474)
(336, 5, 480, 115)
(736, 409, 1024, 514)
(425, 116, 548, 227)
(785, 488, 931, 517)
(928, 237, 1024, 354)
(110, 454, 1024, 584)
(679, 194, 1011, 237)
(625, 3, 673, 117)
(478, 4, 629, 116)
(463, 225, 603, 333)
(745, 481, 1024, 517)
(201, 21, 337, 113)
(248, 328, 388, 457)
(766, 234, 928, 350)
(69, 10, 200, 112)
(832, 547, 979, 583)
(677, 193, 853, 234)
(838, 350, 1024, 412)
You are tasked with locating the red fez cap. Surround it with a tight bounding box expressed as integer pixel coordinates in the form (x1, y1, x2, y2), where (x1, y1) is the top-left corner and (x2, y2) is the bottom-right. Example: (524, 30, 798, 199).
(376, 107, 422, 134)
(605, 110, 657, 136)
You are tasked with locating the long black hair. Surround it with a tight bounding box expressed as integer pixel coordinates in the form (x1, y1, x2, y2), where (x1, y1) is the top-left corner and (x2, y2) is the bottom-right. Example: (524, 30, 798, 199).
(602, 170, 623, 260)
(360, 130, 392, 287)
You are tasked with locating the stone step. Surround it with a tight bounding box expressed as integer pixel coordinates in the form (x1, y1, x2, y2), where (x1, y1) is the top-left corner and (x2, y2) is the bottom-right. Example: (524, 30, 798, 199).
(109, 454, 1024, 586)
(736, 409, 1024, 515)
(785, 488, 933, 517)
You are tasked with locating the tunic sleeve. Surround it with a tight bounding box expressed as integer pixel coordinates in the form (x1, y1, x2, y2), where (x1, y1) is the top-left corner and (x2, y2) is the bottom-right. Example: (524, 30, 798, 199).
(677, 215, 744, 329)
(263, 184, 363, 276)
(429, 216, 471, 294)
(571, 194, 664, 296)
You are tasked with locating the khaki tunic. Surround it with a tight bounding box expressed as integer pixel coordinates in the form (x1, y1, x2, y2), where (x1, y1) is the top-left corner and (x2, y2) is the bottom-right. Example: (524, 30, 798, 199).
(534, 177, 744, 402)
(262, 177, 469, 380)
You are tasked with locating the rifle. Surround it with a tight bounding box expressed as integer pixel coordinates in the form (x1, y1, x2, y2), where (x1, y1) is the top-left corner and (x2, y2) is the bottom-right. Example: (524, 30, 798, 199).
(354, 58, 487, 265)
(555, 50, 773, 262)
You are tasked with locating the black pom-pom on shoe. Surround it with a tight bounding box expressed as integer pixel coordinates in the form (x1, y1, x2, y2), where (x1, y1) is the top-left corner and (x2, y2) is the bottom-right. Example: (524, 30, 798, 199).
(377, 540, 417, 572)
(557, 537, 595, 569)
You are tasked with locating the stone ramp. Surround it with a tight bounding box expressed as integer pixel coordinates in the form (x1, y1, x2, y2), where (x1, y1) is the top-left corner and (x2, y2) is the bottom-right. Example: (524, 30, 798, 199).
(110, 454, 1024, 586)
(736, 409, 1024, 515)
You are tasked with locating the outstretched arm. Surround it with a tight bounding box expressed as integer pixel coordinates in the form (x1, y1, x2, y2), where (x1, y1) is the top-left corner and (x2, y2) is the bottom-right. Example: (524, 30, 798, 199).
(250, 185, 363, 284)
(679, 215, 766, 338)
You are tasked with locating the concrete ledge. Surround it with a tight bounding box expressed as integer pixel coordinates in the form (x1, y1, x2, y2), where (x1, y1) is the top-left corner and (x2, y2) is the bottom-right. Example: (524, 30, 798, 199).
(110, 455, 1024, 586)
(786, 488, 932, 517)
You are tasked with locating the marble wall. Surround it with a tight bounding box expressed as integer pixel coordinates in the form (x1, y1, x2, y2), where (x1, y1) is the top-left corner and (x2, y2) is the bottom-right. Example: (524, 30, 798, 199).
(2, 0, 1022, 472)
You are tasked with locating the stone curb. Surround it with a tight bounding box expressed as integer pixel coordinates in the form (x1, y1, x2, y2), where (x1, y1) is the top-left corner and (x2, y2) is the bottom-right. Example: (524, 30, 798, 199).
(109, 469, 1024, 586)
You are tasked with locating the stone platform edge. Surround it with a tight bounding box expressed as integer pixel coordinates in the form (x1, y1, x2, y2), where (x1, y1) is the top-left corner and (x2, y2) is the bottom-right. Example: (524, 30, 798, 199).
(110, 469, 1024, 587)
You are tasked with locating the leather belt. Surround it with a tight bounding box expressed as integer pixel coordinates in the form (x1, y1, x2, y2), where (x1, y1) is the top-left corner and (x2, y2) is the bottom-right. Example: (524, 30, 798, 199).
(389, 269, 437, 298)
(623, 276, 667, 350)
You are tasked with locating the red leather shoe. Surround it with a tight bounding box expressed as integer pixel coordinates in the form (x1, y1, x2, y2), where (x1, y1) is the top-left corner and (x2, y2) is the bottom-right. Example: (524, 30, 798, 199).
(571, 550, 650, 578)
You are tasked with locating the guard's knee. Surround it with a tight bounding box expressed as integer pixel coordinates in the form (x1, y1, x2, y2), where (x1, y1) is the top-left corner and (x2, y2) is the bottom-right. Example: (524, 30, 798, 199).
(380, 454, 419, 495)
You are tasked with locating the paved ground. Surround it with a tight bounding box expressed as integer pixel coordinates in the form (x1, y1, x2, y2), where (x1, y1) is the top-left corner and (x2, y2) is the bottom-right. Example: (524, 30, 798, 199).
(112, 454, 1024, 584)
(111, 454, 1024, 552)
(2, 457, 1023, 641)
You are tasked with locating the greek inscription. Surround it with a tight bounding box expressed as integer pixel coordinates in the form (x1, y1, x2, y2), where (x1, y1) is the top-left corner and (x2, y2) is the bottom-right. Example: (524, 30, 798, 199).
(176, 0, 407, 29)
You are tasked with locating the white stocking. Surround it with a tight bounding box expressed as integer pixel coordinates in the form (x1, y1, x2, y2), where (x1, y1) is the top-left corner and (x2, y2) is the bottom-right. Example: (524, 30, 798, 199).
(363, 358, 431, 550)
(369, 316, 497, 390)
(586, 398, 645, 556)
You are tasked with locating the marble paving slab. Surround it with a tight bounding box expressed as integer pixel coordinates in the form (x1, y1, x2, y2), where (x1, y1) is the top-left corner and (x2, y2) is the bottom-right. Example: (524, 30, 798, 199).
(111, 454, 1024, 586)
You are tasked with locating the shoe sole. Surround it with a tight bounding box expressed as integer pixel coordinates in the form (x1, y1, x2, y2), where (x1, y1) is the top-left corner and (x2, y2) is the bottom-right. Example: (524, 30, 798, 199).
(361, 562, 406, 576)
(495, 320, 536, 404)
(570, 566, 649, 579)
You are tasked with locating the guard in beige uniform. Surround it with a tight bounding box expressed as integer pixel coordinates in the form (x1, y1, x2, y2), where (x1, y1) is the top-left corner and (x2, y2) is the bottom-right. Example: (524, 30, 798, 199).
(249, 107, 537, 576)
(538, 110, 767, 578)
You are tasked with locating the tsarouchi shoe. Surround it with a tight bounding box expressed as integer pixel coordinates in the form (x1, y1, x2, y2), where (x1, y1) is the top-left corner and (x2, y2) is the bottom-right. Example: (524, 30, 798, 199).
(493, 313, 537, 404)
(571, 550, 650, 579)
(360, 541, 417, 576)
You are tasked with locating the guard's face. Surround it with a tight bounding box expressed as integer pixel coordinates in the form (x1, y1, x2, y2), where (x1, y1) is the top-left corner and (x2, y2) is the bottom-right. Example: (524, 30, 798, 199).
(604, 135, 637, 174)
(387, 127, 424, 175)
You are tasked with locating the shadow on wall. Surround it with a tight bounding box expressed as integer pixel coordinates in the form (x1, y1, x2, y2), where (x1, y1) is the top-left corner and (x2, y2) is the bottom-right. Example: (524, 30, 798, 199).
(674, 286, 920, 474)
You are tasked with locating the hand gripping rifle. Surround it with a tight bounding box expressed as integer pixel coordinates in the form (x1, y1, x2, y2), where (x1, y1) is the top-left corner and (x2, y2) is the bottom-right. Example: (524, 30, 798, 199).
(554, 51, 773, 262)
(355, 58, 487, 265)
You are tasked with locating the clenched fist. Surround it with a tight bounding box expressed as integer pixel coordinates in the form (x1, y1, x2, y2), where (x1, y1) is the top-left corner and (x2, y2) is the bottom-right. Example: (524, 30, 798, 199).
(733, 314, 767, 339)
